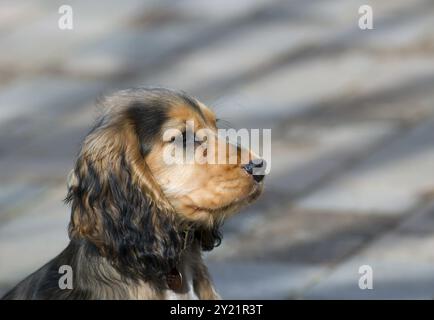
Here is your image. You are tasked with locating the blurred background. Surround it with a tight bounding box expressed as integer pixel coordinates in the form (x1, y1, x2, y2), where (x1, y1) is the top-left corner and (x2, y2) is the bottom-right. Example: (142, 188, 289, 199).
(1, 0, 434, 299)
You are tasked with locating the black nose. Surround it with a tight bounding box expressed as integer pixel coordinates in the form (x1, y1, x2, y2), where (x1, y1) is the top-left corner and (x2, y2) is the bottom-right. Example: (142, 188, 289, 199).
(243, 159, 266, 182)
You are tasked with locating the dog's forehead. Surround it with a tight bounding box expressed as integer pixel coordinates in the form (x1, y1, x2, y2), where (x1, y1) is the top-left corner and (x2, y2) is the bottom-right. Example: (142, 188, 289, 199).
(167, 100, 216, 128)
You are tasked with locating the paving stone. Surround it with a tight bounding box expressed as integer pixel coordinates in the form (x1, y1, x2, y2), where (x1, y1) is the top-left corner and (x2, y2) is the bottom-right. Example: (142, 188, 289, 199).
(177, 0, 434, 130)
(0, 0, 150, 70)
(304, 75, 434, 126)
(0, 186, 70, 291)
(0, 1, 44, 31)
(0, 186, 69, 235)
(145, 19, 334, 96)
(0, 183, 48, 219)
(208, 260, 324, 299)
(303, 202, 434, 299)
(168, 0, 270, 22)
(61, 23, 203, 78)
(0, 101, 96, 185)
(0, 76, 105, 124)
(210, 54, 434, 130)
(211, 209, 397, 264)
(355, 1, 434, 52)
(304, 261, 434, 299)
(296, 118, 434, 214)
(267, 121, 397, 196)
(0, 143, 77, 184)
(0, 124, 88, 183)
(306, 0, 430, 26)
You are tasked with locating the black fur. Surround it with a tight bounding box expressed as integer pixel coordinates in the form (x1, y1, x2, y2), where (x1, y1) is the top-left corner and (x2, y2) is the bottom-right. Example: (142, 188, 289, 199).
(66, 154, 183, 284)
(127, 102, 168, 157)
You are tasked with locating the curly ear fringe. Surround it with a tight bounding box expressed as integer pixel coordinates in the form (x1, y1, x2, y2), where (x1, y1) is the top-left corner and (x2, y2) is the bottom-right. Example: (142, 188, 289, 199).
(195, 227, 222, 252)
(65, 153, 183, 282)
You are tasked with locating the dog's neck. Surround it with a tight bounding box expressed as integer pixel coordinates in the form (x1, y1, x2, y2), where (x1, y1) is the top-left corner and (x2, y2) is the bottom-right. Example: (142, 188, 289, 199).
(67, 220, 221, 295)
(179, 223, 223, 252)
(63, 239, 201, 299)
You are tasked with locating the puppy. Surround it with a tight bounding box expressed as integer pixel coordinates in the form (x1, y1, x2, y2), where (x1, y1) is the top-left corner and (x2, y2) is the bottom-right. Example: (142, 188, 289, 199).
(2, 88, 264, 299)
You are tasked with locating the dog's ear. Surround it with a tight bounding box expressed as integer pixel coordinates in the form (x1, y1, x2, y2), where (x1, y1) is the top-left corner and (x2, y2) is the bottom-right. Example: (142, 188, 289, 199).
(196, 227, 222, 252)
(66, 169, 78, 190)
(66, 117, 182, 281)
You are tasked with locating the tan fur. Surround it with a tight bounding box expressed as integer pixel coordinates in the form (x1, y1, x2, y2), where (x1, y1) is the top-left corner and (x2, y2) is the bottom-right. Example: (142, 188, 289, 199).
(148, 103, 262, 227)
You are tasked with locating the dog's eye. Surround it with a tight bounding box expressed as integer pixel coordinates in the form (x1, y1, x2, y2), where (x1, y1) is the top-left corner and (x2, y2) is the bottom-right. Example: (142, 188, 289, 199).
(181, 131, 187, 148)
(179, 130, 201, 149)
(168, 131, 188, 146)
(181, 130, 191, 148)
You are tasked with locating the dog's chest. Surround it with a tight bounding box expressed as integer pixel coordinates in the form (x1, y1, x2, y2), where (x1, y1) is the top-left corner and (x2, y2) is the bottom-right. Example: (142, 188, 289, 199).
(163, 267, 199, 300)
(164, 277, 199, 300)
(133, 266, 198, 300)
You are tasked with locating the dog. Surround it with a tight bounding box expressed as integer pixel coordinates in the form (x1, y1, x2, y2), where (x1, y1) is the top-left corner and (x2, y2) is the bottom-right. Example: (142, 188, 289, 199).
(2, 88, 265, 299)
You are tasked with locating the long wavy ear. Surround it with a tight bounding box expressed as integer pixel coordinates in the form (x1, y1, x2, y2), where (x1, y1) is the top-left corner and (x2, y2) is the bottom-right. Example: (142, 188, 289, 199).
(65, 113, 182, 282)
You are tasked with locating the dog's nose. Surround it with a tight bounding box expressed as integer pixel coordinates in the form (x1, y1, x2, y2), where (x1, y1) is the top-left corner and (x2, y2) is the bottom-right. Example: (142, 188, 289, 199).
(243, 159, 266, 182)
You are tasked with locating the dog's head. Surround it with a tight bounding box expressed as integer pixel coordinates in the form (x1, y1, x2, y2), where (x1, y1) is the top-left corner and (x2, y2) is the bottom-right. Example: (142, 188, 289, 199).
(66, 88, 264, 280)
